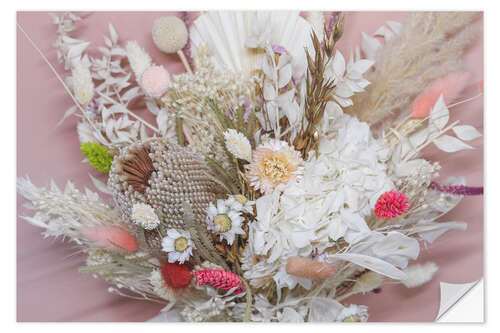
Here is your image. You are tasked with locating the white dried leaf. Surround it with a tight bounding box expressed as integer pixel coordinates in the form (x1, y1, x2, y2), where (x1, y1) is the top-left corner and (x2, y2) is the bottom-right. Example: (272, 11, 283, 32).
(332, 50, 346, 78)
(411, 222, 467, 243)
(330, 253, 407, 280)
(361, 32, 381, 60)
(433, 135, 473, 153)
(109, 23, 118, 44)
(430, 94, 449, 130)
(263, 81, 277, 101)
(452, 125, 482, 141)
(88, 173, 111, 194)
(57, 105, 77, 126)
(278, 64, 292, 89)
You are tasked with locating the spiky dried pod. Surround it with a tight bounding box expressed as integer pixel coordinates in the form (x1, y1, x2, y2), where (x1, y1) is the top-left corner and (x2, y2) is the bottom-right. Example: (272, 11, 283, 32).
(108, 138, 225, 257)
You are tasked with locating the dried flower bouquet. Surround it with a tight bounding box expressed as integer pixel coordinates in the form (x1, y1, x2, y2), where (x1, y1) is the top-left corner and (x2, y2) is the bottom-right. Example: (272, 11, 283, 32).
(17, 11, 483, 322)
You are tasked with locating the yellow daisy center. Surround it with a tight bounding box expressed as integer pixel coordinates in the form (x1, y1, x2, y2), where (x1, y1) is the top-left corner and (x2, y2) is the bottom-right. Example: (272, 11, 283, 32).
(174, 237, 189, 252)
(214, 214, 232, 233)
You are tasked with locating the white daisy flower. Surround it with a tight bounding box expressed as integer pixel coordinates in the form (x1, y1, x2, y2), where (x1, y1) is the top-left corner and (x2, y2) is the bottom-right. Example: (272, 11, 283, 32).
(225, 195, 255, 214)
(224, 129, 252, 162)
(131, 203, 160, 230)
(206, 199, 245, 245)
(161, 229, 194, 264)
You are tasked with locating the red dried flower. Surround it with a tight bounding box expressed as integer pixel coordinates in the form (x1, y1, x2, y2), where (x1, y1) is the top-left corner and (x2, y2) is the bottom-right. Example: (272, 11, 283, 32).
(194, 269, 244, 294)
(161, 262, 192, 289)
(374, 190, 409, 219)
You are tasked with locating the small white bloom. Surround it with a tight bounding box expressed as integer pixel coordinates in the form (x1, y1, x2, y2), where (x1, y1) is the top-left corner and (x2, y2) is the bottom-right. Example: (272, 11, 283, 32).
(224, 129, 252, 162)
(161, 229, 194, 264)
(126, 40, 152, 80)
(225, 195, 255, 214)
(131, 203, 160, 230)
(401, 262, 439, 288)
(71, 61, 94, 106)
(206, 199, 245, 245)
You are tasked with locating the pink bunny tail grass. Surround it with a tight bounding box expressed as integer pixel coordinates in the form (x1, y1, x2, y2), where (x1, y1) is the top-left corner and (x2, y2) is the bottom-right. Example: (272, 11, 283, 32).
(429, 181, 483, 196)
(412, 72, 470, 118)
(194, 269, 245, 294)
(81, 226, 138, 254)
(374, 190, 410, 219)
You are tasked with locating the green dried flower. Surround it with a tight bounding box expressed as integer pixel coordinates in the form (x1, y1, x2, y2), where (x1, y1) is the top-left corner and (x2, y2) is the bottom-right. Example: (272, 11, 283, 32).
(80, 142, 113, 173)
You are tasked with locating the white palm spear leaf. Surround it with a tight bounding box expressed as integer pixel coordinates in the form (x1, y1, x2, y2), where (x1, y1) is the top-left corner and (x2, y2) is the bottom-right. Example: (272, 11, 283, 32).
(190, 11, 314, 75)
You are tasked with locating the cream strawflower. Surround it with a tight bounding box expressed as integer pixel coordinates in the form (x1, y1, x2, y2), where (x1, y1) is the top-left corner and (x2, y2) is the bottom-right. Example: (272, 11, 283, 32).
(246, 140, 304, 195)
(131, 203, 161, 230)
(224, 129, 252, 161)
(161, 229, 194, 264)
(206, 199, 245, 245)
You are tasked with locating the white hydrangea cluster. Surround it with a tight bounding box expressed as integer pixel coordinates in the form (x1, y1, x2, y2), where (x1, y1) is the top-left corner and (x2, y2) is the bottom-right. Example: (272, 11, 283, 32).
(244, 110, 395, 290)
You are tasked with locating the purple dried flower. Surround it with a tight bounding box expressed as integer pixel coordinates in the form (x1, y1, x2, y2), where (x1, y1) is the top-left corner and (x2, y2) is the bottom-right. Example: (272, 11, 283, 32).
(271, 44, 288, 55)
(429, 181, 483, 196)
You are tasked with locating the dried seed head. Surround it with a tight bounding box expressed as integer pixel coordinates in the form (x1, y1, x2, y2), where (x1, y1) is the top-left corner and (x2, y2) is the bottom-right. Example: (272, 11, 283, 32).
(108, 138, 224, 257)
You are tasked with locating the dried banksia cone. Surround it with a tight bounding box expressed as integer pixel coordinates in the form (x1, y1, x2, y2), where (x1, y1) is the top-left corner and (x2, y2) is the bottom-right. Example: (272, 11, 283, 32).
(108, 138, 225, 257)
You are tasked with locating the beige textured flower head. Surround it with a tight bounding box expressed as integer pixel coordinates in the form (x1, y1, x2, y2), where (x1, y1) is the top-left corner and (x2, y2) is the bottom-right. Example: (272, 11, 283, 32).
(107, 138, 225, 257)
(152, 16, 188, 54)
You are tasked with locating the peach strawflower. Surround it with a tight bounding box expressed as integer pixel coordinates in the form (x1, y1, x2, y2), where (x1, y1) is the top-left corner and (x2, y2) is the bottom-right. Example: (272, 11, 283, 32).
(246, 140, 304, 195)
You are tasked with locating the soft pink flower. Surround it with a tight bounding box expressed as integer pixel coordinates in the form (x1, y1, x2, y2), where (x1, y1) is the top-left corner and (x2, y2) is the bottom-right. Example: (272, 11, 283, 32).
(141, 65, 171, 98)
(374, 190, 409, 219)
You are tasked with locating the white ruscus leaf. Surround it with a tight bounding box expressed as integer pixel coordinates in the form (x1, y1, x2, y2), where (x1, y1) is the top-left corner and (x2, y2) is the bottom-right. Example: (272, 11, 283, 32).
(433, 135, 473, 153)
(329, 253, 407, 280)
(430, 94, 449, 130)
(452, 125, 482, 141)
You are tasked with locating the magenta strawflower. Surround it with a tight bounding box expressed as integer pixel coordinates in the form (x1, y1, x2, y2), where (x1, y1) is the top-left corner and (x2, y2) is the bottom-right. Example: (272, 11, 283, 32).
(194, 269, 244, 294)
(374, 190, 410, 219)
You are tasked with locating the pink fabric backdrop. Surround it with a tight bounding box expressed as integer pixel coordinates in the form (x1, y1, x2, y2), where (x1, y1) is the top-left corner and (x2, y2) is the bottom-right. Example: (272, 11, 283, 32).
(16, 11, 484, 322)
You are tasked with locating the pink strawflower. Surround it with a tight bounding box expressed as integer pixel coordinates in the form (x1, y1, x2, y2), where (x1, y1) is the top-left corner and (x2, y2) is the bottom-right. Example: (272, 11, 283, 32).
(374, 190, 409, 219)
(194, 269, 244, 294)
